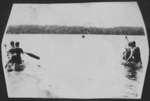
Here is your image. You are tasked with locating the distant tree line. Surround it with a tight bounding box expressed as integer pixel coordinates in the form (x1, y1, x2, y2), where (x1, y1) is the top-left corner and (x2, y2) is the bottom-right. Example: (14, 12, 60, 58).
(6, 25, 145, 35)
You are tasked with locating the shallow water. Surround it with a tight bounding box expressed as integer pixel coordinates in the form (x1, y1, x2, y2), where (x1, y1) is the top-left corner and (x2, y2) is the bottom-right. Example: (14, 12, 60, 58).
(1, 34, 149, 98)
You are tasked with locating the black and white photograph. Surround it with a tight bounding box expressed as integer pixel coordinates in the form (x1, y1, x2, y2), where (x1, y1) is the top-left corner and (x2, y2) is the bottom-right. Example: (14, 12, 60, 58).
(1, 2, 149, 99)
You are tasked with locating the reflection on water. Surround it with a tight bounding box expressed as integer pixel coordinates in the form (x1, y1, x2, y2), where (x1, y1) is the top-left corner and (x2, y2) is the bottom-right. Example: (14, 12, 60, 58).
(121, 62, 143, 98)
(125, 65, 142, 81)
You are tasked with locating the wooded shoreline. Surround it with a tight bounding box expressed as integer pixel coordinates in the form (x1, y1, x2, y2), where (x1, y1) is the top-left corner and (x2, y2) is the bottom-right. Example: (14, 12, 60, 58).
(6, 25, 145, 35)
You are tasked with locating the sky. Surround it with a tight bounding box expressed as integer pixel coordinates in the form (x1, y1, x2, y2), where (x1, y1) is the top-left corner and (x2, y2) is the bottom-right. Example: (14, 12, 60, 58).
(8, 2, 145, 28)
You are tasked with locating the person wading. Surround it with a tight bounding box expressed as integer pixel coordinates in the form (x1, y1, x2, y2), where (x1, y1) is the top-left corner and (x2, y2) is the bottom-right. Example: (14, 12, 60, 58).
(122, 36, 142, 80)
(122, 36, 142, 69)
(13, 42, 24, 71)
(127, 41, 142, 69)
(5, 41, 16, 72)
(5, 41, 24, 72)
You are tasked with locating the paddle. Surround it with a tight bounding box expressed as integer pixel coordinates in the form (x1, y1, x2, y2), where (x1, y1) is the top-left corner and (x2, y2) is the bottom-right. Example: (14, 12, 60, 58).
(125, 35, 129, 42)
(4, 44, 40, 60)
(24, 52, 40, 60)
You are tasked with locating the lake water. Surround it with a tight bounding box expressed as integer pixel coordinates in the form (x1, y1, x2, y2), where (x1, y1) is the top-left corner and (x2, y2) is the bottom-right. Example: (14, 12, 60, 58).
(1, 34, 149, 98)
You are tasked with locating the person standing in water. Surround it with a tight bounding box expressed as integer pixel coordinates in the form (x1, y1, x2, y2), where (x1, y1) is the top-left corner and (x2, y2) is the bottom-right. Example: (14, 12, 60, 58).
(122, 36, 142, 68)
(13, 41, 24, 71)
(122, 39, 142, 80)
(5, 41, 24, 72)
(5, 41, 17, 71)
(127, 41, 142, 68)
(7, 41, 15, 58)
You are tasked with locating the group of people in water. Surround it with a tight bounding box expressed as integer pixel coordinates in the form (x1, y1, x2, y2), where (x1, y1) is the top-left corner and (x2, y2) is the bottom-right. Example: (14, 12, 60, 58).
(5, 41, 24, 72)
(5, 37, 142, 77)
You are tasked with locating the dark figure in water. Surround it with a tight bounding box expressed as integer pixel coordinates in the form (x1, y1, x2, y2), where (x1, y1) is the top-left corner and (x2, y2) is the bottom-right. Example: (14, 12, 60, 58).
(5, 41, 16, 72)
(122, 41, 142, 80)
(127, 41, 142, 65)
(7, 41, 15, 57)
(5, 41, 24, 72)
(14, 42, 24, 71)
